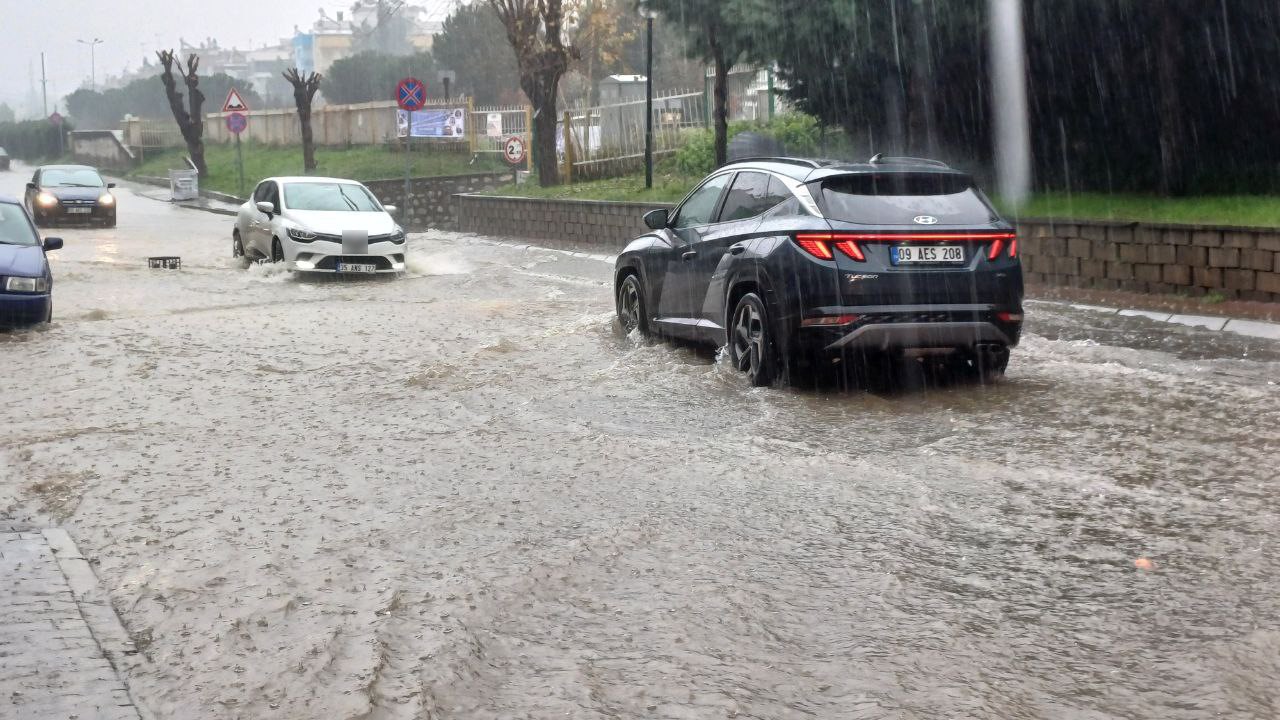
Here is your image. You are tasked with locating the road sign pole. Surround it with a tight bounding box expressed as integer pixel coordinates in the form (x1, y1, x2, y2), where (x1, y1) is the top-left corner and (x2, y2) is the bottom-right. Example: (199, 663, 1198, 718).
(404, 111, 411, 209)
(235, 133, 245, 198)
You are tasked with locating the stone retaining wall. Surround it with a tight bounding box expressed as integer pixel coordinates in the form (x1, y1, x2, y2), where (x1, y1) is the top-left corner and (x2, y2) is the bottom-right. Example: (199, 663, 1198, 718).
(364, 173, 507, 231)
(1019, 220, 1280, 301)
(456, 194, 674, 250)
(454, 194, 1280, 302)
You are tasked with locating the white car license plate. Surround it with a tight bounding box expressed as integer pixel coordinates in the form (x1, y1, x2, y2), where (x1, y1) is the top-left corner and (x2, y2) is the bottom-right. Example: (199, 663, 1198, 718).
(66, 207, 92, 214)
(892, 245, 964, 264)
(336, 262, 377, 273)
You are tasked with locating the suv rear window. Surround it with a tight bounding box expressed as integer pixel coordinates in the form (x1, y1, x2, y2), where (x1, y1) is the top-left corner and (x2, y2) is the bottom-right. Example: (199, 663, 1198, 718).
(819, 173, 998, 225)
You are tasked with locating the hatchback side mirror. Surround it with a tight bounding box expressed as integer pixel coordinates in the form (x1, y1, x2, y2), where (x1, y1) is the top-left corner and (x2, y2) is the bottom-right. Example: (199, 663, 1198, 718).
(26, 182, 36, 190)
(643, 208, 669, 230)
(107, 183, 116, 189)
(256, 201, 275, 216)
(43, 237, 64, 251)
(383, 204, 398, 214)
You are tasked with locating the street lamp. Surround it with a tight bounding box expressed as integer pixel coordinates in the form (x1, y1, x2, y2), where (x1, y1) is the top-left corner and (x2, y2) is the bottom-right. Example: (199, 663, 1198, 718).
(78, 38, 103, 91)
(638, 4, 658, 189)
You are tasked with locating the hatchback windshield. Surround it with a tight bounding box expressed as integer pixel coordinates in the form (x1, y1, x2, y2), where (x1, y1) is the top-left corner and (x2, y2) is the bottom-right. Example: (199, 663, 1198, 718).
(284, 183, 382, 212)
(820, 173, 998, 225)
(41, 168, 105, 188)
(0, 204, 38, 246)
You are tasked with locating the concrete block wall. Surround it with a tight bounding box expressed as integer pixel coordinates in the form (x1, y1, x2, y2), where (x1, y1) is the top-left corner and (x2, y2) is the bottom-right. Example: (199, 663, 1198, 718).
(1018, 220, 1280, 302)
(455, 194, 674, 251)
(452, 195, 1280, 302)
(365, 173, 507, 231)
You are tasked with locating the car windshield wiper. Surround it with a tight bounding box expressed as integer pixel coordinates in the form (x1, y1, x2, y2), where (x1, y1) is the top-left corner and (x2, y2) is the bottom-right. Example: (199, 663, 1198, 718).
(0, 239, 34, 246)
(336, 186, 361, 211)
(56, 183, 101, 188)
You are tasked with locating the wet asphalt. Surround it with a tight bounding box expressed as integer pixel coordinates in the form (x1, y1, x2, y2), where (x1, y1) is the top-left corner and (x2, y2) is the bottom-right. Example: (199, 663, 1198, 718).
(1, 172, 1279, 720)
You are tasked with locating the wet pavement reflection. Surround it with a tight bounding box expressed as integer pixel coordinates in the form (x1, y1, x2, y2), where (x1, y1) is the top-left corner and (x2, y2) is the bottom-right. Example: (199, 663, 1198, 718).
(1, 174, 1278, 719)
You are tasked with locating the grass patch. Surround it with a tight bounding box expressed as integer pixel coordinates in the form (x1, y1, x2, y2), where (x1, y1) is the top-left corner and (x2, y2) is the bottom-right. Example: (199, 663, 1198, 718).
(131, 142, 507, 197)
(491, 169, 1280, 228)
(1000, 193, 1280, 228)
(486, 167, 700, 204)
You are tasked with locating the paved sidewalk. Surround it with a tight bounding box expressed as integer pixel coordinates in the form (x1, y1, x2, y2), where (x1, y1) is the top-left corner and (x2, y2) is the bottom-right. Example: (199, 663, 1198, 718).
(1, 525, 143, 720)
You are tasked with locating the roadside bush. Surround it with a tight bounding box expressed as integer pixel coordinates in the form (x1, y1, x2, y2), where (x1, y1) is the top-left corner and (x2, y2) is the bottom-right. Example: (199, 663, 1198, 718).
(673, 112, 825, 176)
(0, 119, 71, 161)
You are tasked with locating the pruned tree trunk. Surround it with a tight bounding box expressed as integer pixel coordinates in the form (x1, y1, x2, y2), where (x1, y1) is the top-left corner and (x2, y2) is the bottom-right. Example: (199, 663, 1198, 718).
(709, 32, 729, 167)
(489, 0, 578, 187)
(284, 68, 323, 173)
(157, 50, 208, 177)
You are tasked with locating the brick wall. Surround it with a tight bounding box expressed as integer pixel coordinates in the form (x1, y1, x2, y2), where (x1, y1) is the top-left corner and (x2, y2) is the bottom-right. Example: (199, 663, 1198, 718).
(1019, 220, 1280, 301)
(452, 195, 1280, 302)
(364, 173, 507, 231)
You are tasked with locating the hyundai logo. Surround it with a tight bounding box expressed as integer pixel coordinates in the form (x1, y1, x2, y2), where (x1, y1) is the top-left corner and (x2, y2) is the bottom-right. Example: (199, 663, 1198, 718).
(913, 215, 939, 225)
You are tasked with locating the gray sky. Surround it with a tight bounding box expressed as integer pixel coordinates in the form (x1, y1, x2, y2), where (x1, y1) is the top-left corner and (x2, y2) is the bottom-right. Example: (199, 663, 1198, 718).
(1, 0, 333, 117)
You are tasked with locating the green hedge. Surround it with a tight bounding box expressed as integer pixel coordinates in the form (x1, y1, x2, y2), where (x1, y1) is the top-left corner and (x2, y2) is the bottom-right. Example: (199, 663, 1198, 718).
(0, 120, 71, 161)
(673, 113, 823, 176)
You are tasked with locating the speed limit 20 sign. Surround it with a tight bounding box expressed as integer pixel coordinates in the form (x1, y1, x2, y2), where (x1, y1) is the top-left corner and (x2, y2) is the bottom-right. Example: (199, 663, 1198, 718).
(502, 135, 527, 165)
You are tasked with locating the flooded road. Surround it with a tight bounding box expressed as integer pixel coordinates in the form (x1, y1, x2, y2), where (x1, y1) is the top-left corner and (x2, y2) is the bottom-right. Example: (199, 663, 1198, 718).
(2, 172, 1279, 719)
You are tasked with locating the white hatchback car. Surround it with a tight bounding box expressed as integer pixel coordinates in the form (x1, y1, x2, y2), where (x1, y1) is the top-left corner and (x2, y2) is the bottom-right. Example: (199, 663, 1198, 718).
(233, 176, 406, 273)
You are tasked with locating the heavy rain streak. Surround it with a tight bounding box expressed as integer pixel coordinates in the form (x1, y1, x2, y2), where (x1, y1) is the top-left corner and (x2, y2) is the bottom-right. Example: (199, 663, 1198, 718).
(1, 1, 1279, 719)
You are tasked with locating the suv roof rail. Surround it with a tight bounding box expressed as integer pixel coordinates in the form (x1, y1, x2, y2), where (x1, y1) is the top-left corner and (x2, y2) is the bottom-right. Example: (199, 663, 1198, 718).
(868, 154, 951, 169)
(727, 156, 839, 169)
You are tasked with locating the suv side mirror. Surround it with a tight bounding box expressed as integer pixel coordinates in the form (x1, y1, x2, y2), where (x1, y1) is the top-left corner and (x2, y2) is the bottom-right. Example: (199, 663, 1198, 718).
(43, 237, 64, 251)
(643, 208, 669, 230)
(26, 182, 36, 190)
(383, 204, 398, 214)
(107, 182, 116, 189)
(256, 201, 275, 216)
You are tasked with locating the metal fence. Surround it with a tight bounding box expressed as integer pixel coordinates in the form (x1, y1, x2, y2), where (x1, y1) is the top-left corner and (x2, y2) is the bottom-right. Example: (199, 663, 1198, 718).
(470, 105, 533, 159)
(559, 91, 703, 180)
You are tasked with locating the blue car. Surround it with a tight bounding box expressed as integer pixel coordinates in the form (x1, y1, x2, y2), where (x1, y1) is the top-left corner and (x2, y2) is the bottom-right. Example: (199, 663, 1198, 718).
(0, 195, 62, 327)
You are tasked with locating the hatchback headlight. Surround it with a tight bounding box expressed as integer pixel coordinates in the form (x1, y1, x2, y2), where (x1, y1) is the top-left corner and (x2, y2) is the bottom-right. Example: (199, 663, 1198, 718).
(287, 227, 316, 242)
(5, 276, 49, 293)
(36, 192, 58, 207)
(98, 194, 115, 206)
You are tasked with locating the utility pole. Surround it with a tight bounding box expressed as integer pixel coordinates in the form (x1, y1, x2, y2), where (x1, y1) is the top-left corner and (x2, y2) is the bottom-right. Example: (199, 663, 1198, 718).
(989, 0, 1031, 207)
(79, 38, 104, 91)
(40, 52, 49, 116)
(639, 5, 658, 189)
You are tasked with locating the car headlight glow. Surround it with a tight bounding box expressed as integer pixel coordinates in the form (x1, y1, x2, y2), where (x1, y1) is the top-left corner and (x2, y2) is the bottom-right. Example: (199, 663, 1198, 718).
(36, 192, 58, 208)
(287, 227, 316, 242)
(5, 276, 49, 293)
(98, 193, 115, 206)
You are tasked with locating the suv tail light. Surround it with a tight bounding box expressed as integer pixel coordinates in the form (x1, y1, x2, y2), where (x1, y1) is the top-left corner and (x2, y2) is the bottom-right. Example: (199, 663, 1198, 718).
(794, 233, 866, 262)
(796, 232, 1016, 263)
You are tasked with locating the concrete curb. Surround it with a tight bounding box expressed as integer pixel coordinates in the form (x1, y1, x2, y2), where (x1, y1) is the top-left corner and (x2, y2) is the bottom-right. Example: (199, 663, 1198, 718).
(1028, 300, 1280, 341)
(1, 528, 150, 720)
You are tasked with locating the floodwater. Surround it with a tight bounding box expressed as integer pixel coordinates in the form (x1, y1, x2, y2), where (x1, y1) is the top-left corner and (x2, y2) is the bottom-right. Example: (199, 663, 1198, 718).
(2, 174, 1279, 720)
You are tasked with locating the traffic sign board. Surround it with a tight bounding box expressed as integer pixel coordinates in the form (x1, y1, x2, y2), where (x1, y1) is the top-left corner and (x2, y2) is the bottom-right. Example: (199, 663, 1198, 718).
(396, 77, 426, 112)
(502, 135, 527, 165)
(222, 88, 249, 113)
(48, 111, 63, 126)
(226, 112, 248, 135)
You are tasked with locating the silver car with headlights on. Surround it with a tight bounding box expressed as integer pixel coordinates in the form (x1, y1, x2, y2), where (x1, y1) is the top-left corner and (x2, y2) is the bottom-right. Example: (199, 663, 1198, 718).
(233, 176, 405, 273)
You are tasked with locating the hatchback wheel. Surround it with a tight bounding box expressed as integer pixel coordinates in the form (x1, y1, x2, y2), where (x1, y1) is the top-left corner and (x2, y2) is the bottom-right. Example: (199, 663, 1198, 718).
(616, 274, 649, 338)
(729, 293, 777, 387)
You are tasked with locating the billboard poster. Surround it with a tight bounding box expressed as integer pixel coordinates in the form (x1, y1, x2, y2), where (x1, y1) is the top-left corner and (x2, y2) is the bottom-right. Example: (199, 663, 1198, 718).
(486, 113, 503, 138)
(397, 108, 467, 138)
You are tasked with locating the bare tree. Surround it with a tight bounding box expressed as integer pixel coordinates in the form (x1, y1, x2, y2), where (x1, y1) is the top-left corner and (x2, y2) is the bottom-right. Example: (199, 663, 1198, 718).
(283, 68, 323, 173)
(156, 50, 208, 177)
(488, 0, 578, 186)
